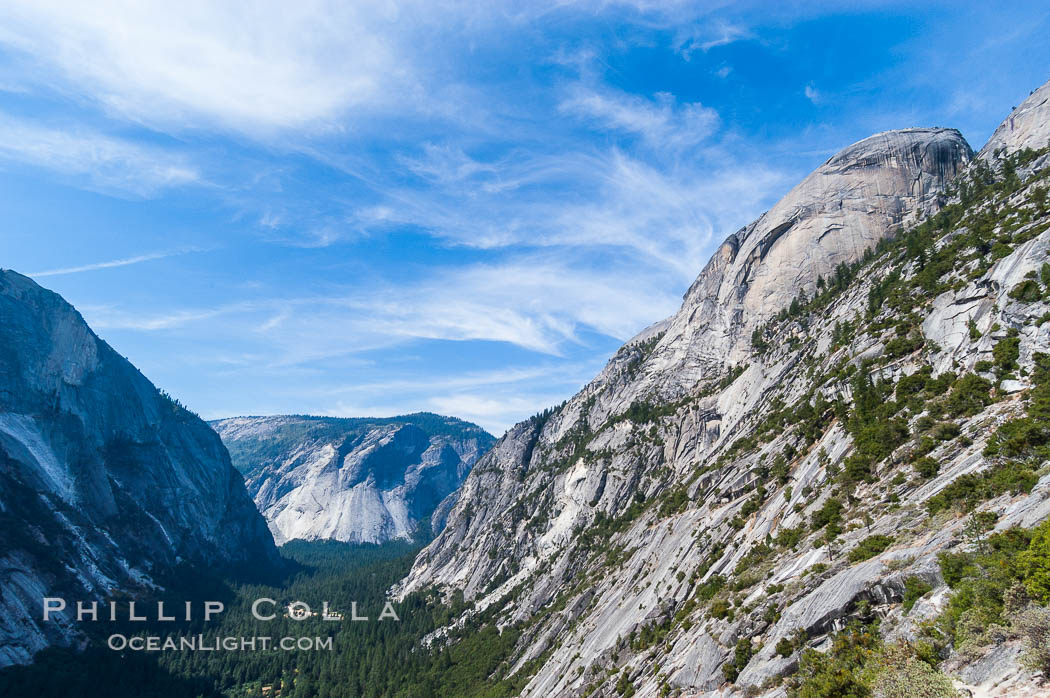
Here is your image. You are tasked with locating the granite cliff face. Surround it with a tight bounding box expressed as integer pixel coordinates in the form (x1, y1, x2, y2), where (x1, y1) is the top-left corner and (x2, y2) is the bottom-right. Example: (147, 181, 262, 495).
(211, 414, 494, 545)
(598, 128, 972, 402)
(0, 271, 279, 667)
(396, 82, 1050, 696)
(979, 80, 1050, 160)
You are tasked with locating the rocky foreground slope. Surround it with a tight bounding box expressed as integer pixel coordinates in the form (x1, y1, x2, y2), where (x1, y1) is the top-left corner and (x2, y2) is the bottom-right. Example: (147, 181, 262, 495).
(395, 81, 1050, 696)
(212, 414, 494, 544)
(0, 271, 279, 667)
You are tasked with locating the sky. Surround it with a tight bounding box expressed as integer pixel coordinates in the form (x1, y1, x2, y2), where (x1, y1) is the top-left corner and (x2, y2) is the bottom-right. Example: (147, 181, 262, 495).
(1, 1, 1048, 435)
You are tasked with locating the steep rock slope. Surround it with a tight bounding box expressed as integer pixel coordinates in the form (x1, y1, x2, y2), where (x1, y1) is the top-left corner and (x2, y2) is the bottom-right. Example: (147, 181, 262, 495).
(0, 271, 279, 667)
(398, 127, 972, 602)
(396, 84, 1050, 697)
(211, 414, 494, 544)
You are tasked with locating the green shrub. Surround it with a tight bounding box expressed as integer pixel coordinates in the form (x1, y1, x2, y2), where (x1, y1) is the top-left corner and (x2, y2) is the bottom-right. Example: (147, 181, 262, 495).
(984, 415, 1050, 461)
(985, 352, 1050, 463)
(943, 374, 993, 417)
(848, 535, 894, 563)
(1016, 604, 1050, 677)
(811, 498, 844, 532)
(722, 638, 756, 683)
(695, 574, 725, 602)
(937, 551, 978, 588)
(925, 462, 1038, 515)
(709, 599, 731, 619)
(902, 577, 933, 613)
(1008, 279, 1042, 303)
(776, 525, 804, 549)
(968, 319, 982, 341)
(788, 621, 880, 697)
(930, 422, 961, 441)
(657, 487, 690, 517)
(993, 332, 1021, 374)
(896, 372, 929, 402)
(866, 643, 958, 698)
(1019, 518, 1050, 604)
(912, 436, 937, 458)
(931, 527, 1033, 648)
(912, 457, 939, 479)
(885, 333, 924, 359)
(615, 668, 635, 696)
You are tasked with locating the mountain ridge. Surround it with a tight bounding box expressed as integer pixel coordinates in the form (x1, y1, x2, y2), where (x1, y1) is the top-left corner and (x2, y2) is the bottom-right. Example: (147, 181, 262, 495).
(0, 270, 279, 667)
(393, 80, 1050, 696)
(212, 413, 495, 545)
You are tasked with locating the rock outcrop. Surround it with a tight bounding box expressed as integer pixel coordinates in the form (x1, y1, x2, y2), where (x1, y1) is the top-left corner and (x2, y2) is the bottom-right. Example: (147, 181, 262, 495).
(667, 128, 970, 375)
(211, 414, 494, 545)
(979, 79, 1050, 160)
(0, 270, 279, 667)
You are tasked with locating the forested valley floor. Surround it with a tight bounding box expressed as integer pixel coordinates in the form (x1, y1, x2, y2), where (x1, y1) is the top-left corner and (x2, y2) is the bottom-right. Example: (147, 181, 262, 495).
(0, 540, 525, 698)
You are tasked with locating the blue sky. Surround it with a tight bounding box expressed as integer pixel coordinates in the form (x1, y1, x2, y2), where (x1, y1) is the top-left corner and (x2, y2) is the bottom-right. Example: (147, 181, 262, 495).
(1, 1, 1048, 435)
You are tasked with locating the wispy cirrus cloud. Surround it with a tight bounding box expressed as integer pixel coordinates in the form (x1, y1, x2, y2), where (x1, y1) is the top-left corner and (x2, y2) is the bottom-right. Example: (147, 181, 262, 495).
(339, 143, 785, 281)
(398, 143, 499, 184)
(29, 247, 203, 277)
(82, 302, 250, 331)
(82, 252, 682, 358)
(321, 363, 602, 434)
(559, 86, 719, 150)
(424, 393, 569, 435)
(320, 362, 599, 398)
(678, 21, 753, 56)
(0, 113, 199, 195)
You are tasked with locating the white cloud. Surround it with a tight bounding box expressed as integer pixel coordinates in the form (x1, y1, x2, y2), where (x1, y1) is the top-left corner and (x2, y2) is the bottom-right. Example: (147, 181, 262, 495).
(0, 0, 802, 432)
(676, 20, 753, 58)
(805, 83, 821, 105)
(346, 144, 785, 283)
(79, 250, 684, 364)
(399, 143, 498, 183)
(560, 87, 719, 149)
(0, 0, 407, 134)
(427, 393, 567, 436)
(29, 248, 200, 277)
(84, 302, 251, 331)
(286, 256, 681, 358)
(315, 363, 602, 434)
(0, 113, 198, 195)
(320, 363, 598, 398)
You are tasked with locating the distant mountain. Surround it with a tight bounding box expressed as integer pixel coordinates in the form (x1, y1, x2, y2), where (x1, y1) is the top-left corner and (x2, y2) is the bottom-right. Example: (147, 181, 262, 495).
(395, 81, 1050, 696)
(211, 414, 495, 545)
(0, 270, 279, 667)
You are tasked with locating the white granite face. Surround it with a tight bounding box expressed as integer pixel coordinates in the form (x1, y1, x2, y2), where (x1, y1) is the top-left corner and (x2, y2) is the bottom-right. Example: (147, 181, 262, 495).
(211, 415, 492, 545)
